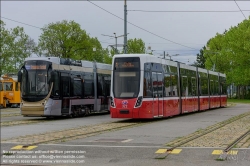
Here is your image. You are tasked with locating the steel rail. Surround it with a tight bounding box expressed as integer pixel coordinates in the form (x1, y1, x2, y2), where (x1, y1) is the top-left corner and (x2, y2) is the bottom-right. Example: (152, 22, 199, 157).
(155, 112, 250, 159)
(224, 129, 250, 152)
(1, 118, 157, 146)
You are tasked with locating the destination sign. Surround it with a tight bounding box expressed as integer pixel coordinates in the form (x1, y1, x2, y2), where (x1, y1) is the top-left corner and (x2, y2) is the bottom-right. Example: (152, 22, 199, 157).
(25, 65, 47, 70)
(116, 62, 135, 68)
(114, 57, 140, 70)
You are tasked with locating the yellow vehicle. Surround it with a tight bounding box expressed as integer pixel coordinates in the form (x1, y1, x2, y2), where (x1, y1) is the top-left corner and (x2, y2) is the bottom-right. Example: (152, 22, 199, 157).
(0, 74, 21, 108)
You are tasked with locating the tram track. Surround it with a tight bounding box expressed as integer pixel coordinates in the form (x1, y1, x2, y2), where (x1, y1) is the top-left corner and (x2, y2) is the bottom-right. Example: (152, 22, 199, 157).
(1, 119, 48, 127)
(155, 111, 250, 159)
(0, 112, 111, 127)
(1, 119, 151, 146)
(1, 113, 21, 117)
(2, 108, 249, 153)
(217, 129, 250, 160)
(224, 129, 250, 152)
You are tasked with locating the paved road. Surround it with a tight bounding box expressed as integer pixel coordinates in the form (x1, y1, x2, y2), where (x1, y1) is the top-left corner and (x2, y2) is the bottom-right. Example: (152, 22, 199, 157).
(1, 103, 250, 166)
(1, 112, 120, 139)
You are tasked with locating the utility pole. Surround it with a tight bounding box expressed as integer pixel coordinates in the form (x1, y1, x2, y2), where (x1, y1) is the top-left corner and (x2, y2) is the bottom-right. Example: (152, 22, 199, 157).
(124, 0, 127, 53)
(102, 33, 126, 54)
(114, 33, 117, 52)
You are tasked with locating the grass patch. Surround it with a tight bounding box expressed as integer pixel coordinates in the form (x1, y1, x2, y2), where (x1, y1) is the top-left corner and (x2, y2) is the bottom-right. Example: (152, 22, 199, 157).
(227, 99, 250, 104)
(215, 158, 225, 161)
(155, 156, 166, 159)
(3, 151, 14, 155)
(196, 128, 203, 133)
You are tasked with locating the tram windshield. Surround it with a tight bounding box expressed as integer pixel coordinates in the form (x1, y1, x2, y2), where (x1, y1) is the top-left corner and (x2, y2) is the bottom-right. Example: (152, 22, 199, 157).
(20, 60, 52, 101)
(3, 82, 13, 91)
(113, 57, 140, 98)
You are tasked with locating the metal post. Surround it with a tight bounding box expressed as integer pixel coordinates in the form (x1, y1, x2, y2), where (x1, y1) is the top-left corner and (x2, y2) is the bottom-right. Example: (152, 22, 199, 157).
(168, 53, 172, 60)
(93, 62, 97, 111)
(102, 33, 126, 54)
(164, 51, 165, 59)
(115, 34, 118, 54)
(124, 0, 127, 53)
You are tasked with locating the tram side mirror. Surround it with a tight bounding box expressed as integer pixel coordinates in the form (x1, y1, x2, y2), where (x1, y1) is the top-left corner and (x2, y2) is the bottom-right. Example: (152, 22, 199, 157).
(17, 70, 22, 82)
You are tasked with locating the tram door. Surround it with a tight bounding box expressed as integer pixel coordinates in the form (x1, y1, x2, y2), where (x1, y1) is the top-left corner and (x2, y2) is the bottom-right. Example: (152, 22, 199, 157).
(191, 77, 198, 111)
(181, 76, 188, 112)
(152, 72, 163, 117)
(61, 73, 70, 115)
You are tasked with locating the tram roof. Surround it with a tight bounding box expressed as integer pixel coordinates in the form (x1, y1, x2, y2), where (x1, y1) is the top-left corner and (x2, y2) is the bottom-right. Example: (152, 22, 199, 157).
(113, 54, 153, 58)
(24, 57, 111, 70)
(113, 54, 225, 76)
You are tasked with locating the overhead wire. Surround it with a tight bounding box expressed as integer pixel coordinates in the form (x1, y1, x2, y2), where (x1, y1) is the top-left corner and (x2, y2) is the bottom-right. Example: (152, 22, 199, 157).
(86, 0, 198, 50)
(234, 0, 247, 19)
(1, 16, 43, 30)
(3, 1, 247, 50)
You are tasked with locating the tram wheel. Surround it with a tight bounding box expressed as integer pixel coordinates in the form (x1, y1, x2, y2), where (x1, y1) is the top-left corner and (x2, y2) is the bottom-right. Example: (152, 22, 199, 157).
(84, 107, 90, 117)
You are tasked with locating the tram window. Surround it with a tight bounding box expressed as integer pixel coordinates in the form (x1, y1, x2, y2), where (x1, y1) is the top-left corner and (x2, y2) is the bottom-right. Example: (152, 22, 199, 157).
(21, 69, 27, 94)
(164, 74, 171, 97)
(144, 63, 151, 71)
(10, 83, 13, 90)
(214, 81, 219, 95)
(15, 82, 19, 91)
(143, 71, 152, 98)
(172, 75, 178, 97)
(0, 83, 2, 91)
(221, 82, 227, 95)
(37, 73, 48, 94)
(73, 79, 82, 96)
(3, 83, 12, 91)
(52, 72, 60, 96)
(200, 78, 208, 96)
(61, 75, 70, 97)
(210, 80, 214, 95)
(84, 80, 94, 97)
(188, 77, 192, 96)
(157, 73, 164, 97)
(105, 80, 110, 96)
(191, 77, 196, 96)
(103, 75, 111, 96)
(97, 75, 103, 96)
(163, 65, 170, 73)
(182, 76, 188, 97)
(180, 68, 186, 75)
(169, 66, 178, 74)
(83, 73, 94, 97)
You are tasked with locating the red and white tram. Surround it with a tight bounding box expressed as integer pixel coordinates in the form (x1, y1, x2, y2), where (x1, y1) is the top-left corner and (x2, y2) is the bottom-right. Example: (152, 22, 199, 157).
(110, 54, 227, 119)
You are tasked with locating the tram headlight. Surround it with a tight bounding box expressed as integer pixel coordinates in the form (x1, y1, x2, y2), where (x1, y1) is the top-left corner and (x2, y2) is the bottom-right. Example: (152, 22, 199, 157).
(110, 97, 115, 108)
(42, 100, 47, 105)
(135, 96, 143, 108)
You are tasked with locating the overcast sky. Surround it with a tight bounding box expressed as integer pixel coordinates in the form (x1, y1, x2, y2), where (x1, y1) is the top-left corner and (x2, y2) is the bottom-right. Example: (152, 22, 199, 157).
(2, 0, 250, 64)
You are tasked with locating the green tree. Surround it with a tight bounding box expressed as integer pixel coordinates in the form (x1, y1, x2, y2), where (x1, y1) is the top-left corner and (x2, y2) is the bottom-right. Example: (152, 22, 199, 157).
(204, 33, 229, 72)
(38, 20, 107, 62)
(205, 18, 250, 86)
(102, 48, 113, 64)
(194, 46, 206, 68)
(127, 38, 146, 54)
(205, 17, 250, 98)
(0, 20, 35, 75)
